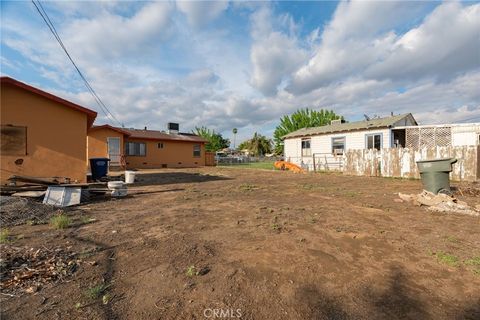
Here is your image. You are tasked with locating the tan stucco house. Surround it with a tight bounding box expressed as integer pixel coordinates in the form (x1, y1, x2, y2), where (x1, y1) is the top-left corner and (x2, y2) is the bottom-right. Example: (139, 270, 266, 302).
(1, 77, 97, 183)
(87, 125, 208, 169)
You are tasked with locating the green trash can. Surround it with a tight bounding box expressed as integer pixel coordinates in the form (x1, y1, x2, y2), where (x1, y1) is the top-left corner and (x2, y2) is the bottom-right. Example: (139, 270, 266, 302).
(416, 158, 457, 194)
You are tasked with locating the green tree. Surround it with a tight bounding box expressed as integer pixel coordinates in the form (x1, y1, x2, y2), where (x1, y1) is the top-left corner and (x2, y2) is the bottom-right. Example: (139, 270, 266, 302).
(193, 126, 230, 152)
(238, 132, 272, 156)
(273, 108, 343, 154)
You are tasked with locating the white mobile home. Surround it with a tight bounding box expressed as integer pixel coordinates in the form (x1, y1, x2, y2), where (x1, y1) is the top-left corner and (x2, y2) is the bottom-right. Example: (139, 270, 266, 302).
(283, 113, 480, 171)
(283, 113, 418, 170)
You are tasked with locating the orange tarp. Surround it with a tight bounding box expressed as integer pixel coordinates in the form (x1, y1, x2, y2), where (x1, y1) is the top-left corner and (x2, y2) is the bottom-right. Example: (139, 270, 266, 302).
(274, 161, 305, 173)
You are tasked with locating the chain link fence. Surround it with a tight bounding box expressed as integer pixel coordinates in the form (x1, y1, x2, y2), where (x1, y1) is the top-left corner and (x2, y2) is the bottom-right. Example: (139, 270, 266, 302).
(216, 155, 283, 166)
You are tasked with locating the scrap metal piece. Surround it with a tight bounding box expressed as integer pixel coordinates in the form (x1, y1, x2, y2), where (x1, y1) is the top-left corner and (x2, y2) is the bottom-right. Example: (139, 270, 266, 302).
(43, 187, 81, 207)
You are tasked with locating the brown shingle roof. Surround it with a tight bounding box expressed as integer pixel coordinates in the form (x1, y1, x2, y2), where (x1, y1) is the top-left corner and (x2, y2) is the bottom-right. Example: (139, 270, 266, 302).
(122, 128, 207, 143)
(283, 113, 416, 139)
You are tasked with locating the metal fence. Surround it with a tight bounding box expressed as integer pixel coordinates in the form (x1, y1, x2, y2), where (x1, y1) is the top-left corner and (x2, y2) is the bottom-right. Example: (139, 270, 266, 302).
(285, 153, 344, 172)
(216, 156, 282, 166)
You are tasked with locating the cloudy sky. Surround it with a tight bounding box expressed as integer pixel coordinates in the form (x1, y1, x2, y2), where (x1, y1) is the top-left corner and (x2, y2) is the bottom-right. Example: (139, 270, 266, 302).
(1, 0, 479, 142)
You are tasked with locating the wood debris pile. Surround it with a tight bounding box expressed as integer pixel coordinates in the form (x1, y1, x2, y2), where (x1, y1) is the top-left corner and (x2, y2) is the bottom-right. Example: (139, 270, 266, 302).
(398, 190, 480, 217)
(0, 175, 71, 196)
(0, 245, 78, 295)
(454, 183, 480, 197)
(1, 174, 110, 198)
(0, 196, 63, 226)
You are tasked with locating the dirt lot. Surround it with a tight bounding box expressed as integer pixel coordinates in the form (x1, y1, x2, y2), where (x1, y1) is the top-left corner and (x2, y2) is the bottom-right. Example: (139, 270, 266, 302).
(1, 167, 479, 320)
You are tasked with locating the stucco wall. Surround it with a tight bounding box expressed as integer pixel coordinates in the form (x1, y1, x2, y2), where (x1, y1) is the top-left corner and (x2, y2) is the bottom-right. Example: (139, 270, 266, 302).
(87, 128, 125, 166)
(1, 84, 89, 183)
(125, 138, 205, 169)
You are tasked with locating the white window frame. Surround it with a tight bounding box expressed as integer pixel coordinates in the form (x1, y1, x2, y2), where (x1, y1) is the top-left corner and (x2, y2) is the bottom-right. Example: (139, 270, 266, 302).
(193, 144, 201, 157)
(331, 136, 346, 155)
(365, 133, 383, 150)
(301, 138, 311, 157)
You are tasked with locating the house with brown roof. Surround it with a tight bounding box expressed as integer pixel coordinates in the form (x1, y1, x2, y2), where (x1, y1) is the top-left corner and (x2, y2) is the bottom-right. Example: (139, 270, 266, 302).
(1, 77, 97, 183)
(283, 113, 418, 170)
(87, 123, 208, 169)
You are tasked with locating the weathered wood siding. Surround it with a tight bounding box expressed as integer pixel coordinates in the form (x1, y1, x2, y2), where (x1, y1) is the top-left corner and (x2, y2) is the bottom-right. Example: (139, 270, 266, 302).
(343, 146, 478, 181)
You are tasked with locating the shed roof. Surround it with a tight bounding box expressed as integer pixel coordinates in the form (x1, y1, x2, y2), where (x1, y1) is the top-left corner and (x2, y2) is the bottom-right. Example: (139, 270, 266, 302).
(122, 128, 207, 143)
(283, 113, 416, 139)
(1, 76, 97, 128)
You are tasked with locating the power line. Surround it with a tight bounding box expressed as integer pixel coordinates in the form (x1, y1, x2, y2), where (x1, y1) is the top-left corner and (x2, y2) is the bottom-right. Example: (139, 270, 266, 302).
(34, 0, 120, 126)
(33, 0, 120, 126)
(31, 0, 123, 127)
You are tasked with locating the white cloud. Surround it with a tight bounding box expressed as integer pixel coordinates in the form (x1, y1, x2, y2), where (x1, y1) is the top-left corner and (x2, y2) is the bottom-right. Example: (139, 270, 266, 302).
(366, 2, 480, 81)
(1, 0, 479, 141)
(1, 1, 175, 89)
(176, 0, 228, 27)
(64, 1, 174, 60)
(249, 6, 307, 96)
(185, 69, 219, 85)
(288, 1, 480, 95)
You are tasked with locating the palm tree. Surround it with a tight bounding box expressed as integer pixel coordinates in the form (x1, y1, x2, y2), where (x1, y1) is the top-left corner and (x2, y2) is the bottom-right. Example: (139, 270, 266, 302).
(232, 128, 238, 150)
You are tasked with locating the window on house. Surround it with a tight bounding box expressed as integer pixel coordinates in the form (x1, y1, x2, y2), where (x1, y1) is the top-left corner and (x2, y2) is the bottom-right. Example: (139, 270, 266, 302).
(158, 142, 164, 149)
(301, 139, 311, 156)
(193, 144, 201, 157)
(125, 142, 146, 156)
(366, 134, 382, 150)
(1, 125, 27, 155)
(332, 137, 345, 155)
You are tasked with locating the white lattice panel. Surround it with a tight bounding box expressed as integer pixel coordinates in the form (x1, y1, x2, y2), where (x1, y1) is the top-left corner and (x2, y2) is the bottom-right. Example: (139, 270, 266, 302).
(420, 128, 436, 148)
(406, 127, 452, 149)
(435, 127, 451, 146)
(406, 128, 420, 148)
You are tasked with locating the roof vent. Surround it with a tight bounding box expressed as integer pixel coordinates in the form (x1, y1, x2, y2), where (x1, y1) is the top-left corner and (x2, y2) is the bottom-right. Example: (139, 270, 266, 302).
(167, 122, 179, 135)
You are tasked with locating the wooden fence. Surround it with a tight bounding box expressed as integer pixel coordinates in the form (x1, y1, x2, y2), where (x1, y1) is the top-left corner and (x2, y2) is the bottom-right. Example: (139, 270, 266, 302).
(343, 146, 479, 181)
(205, 152, 216, 166)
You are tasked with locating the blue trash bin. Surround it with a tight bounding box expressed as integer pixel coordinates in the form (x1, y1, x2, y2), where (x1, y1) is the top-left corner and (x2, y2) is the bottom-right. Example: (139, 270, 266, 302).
(89, 158, 110, 181)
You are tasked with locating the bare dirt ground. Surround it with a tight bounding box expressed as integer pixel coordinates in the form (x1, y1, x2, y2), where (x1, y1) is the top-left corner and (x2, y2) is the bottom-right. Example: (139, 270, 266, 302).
(1, 167, 479, 320)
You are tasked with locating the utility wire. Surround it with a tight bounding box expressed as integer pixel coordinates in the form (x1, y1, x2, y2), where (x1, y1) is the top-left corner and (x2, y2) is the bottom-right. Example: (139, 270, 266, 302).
(33, 0, 119, 125)
(35, 0, 119, 125)
(31, 0, 123, 127)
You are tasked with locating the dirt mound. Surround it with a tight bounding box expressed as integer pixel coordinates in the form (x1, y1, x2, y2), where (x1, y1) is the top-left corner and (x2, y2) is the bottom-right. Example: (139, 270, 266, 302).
(0, 196, 63, 226)
(398, 191, 480, 217)
(0, 244, 78, 295)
